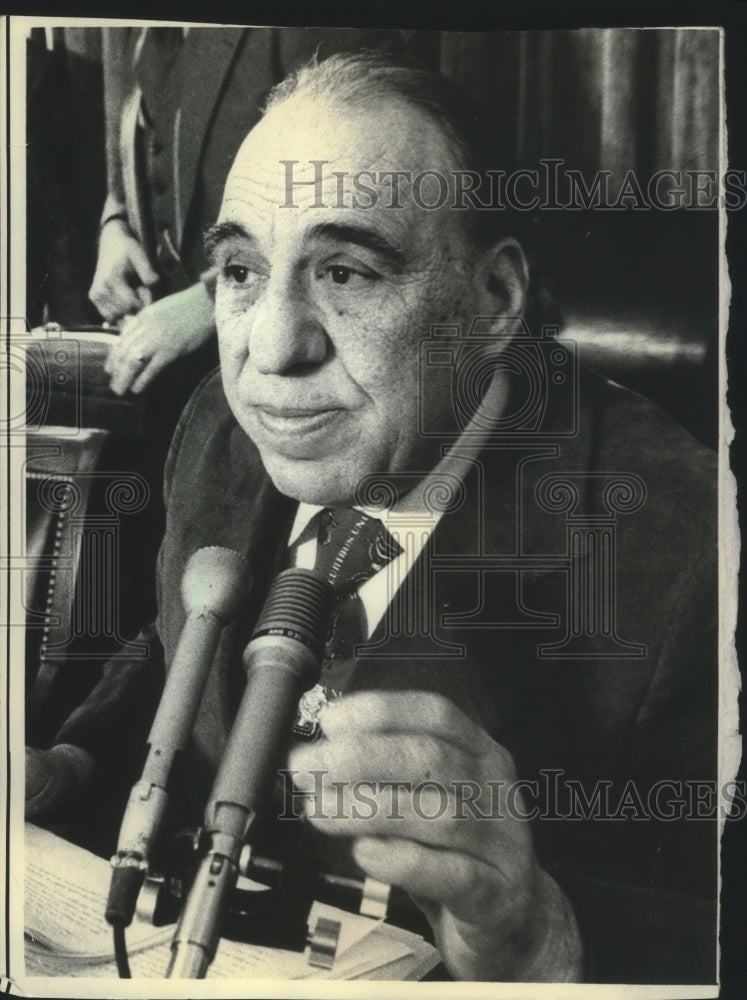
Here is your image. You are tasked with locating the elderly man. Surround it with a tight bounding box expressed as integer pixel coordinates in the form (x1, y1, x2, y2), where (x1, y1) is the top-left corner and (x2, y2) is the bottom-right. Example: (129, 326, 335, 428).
(28, 52, 718, 984)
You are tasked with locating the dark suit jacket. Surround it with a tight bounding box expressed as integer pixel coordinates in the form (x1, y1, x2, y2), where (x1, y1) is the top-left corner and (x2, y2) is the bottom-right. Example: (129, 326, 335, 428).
(56, 360, 718, 984)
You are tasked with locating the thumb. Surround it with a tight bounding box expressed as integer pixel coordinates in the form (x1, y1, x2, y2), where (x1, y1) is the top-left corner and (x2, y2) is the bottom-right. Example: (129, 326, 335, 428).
(136, 284, 153, 309)
(127, 240, 159, 287)
(25, 744, 95, 820)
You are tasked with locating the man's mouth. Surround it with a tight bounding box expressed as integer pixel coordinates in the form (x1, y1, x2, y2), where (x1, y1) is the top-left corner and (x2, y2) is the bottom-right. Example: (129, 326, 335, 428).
(253, 404, 343, 437)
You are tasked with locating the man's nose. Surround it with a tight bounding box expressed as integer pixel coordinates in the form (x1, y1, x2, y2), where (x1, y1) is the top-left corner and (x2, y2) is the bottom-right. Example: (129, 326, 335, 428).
(248, 279, 328, 374)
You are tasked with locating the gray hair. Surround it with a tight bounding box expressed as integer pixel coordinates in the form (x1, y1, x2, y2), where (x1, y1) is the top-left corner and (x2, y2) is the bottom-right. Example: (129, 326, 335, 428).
(263, 50, 502, 248)
(262, 50, 556, 329)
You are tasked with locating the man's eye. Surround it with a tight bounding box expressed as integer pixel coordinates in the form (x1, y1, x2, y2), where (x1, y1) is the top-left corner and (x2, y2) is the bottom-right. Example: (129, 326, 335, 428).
(323, 263, 377, 287)
(224, 264, 249, 284)
(330, 265, 352, 285)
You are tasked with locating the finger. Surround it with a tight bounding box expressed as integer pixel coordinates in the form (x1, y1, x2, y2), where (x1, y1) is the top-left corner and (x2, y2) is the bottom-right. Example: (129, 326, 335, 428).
(128, 241, 159, 287)
(113, 315, 145, 344)
(107, 353, 148, 396)
(131, 354, 168, 394)
(25, 747, 55, 804)
(104, 333, 137, 375)
(289, 729, 496, 852)
(320, 691, 493, 757)
(301, 772, 502, 859)
(136, 285, 153, 309)
(89, 284, 125, 323)
(89, 293, 118, 324)
(294, 756, 528, 868)
(352, 836, 505, 918)
(115, 317, 135, 342)
(104, 321, 149, 367)
(92, 279, 142, 320)
(290, 729, 477, 790)
(25, 745, 94, 820)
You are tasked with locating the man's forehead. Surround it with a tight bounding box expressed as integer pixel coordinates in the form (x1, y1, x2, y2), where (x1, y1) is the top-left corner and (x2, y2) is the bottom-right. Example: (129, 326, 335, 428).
(246, 91, 448, 161)
(220, 94, 458, 213)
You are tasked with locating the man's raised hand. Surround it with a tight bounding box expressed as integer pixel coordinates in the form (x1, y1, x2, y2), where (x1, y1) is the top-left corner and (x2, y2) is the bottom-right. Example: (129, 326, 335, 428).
(89, 218, 159, 322)
(288, 691, 582, 982)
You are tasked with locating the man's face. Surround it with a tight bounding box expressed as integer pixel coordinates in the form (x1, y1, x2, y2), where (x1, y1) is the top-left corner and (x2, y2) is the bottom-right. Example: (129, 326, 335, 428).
(211, 95, 480, 505)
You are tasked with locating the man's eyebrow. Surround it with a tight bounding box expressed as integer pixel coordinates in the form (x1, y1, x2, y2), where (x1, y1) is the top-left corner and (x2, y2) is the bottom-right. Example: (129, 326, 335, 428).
(308, 222, 406, 270)
(203, 220, 256, 262)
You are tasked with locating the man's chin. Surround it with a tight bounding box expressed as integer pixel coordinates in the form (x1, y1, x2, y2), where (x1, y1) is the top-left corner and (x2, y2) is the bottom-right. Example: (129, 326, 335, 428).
(260, 452, 363, 507)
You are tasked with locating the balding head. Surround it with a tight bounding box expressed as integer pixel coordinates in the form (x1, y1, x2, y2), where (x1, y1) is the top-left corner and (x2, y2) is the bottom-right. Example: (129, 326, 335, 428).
(207, 53, 529, 505)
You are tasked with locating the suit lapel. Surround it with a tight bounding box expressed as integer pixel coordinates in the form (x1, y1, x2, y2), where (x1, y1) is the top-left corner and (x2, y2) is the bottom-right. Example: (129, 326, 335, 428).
(174, 27, 247, 251)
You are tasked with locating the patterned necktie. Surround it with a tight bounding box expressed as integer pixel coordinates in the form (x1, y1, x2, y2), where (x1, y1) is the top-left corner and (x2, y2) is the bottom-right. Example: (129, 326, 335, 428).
(290, 507, 402, 739)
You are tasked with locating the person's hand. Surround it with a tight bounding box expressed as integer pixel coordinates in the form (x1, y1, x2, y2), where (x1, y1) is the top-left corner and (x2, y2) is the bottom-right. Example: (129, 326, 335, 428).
(89, 218, 159, 322)
(104, 281, 215, 395)
(25, 744, 95, 821)
(288, 691, 582, 981)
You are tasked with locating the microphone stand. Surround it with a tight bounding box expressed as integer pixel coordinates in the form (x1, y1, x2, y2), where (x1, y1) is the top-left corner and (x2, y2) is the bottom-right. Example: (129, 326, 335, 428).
(105, 547, 250, 967)
(166, 568, 334, 978)
(141, 832, 427, 959)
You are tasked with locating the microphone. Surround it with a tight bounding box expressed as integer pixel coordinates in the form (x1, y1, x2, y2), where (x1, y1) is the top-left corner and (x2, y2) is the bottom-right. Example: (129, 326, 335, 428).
(166, 568, 334, 978)
(105, 546, 251, 929)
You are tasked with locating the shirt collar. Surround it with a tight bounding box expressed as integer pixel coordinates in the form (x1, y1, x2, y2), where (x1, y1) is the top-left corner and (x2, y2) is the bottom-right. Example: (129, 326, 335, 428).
(287, 502, 325, 548)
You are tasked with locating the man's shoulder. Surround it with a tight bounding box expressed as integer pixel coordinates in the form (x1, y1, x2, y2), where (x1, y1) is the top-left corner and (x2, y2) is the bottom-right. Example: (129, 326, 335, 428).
(164, 369, 266, 510)
(172, 366, 233, 437)
(479, 361, 716, 530)
(578, 365, 716, 510)
(486, 364, 718, 643)
(571, 367, 717, 630)
(582, 364, 714, 459)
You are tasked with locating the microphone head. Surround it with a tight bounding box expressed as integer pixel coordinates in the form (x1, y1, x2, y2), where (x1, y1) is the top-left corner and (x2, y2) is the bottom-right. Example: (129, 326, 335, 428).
(181, 547, 252, 623)
(251, 568, 334, 659)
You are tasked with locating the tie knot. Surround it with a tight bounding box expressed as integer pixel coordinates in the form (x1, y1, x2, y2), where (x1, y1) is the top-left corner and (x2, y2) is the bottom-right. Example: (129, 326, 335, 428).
(310, 507, 402, 594)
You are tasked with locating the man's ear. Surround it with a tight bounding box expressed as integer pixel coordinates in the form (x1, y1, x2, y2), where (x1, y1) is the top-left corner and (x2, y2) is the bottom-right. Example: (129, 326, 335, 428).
(473, 238, 529, 336)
